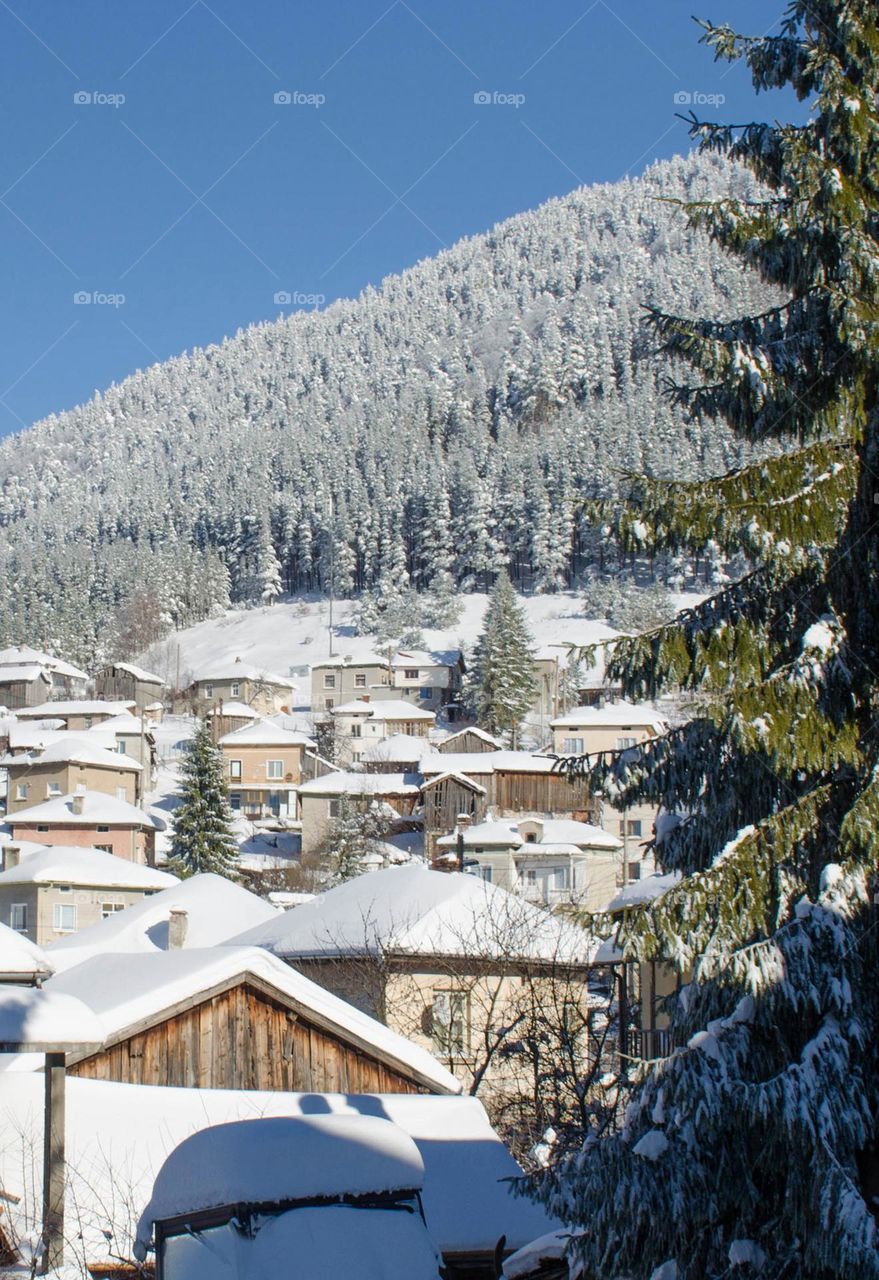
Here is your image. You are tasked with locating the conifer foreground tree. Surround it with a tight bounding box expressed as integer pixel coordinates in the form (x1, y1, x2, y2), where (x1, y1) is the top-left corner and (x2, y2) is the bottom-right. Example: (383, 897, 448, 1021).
(170, 720, 240, 879)
(467, 569, 538, 745)
(527, 6, 879, 1278)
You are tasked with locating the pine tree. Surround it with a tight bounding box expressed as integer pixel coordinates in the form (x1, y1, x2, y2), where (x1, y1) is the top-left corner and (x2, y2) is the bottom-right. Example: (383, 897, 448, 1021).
(528, 7, 879, 1279)
(169, 720, 240, 879)
(467, 570, 538, 745)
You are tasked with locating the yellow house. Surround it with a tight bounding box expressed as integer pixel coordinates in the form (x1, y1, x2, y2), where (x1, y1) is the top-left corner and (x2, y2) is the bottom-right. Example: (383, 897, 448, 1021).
(1, 736, 143, 812)
(218, 719, 315, 820)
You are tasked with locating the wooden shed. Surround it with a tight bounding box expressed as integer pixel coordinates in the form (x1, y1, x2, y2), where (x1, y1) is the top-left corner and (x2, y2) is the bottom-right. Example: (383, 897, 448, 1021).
(47, 946, 460, 1097)
(420, 772, 488, 858)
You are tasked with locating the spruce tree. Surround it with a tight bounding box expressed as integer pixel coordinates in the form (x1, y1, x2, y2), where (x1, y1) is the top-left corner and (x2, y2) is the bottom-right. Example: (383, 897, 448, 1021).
(467, 570, 538, 745)
(528, 7, 879, 1278)
(169, 719, 240, 879)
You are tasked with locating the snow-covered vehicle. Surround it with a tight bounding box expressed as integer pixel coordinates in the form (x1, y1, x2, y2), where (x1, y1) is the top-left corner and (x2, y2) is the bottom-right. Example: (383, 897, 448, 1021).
(134, 1114, 443, 1279)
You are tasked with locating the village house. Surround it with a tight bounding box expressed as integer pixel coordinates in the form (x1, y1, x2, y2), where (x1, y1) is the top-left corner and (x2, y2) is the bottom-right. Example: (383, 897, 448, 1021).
(436, 815, 624, 911)
(14, 699, 135, 731)
(311, 649, 464, 714)
(0, 843, 177, 945)
(85, 711, 158, 781)
(330, 697, 435, 766)
(46, 944, 461, 1096)
(297, 770, 422, 855)
(0, 664, 52, 711)
(549, 700, 669, 867)
(8, 787, 157, 864)
(1, 736, 144, 813)
(207, 698, 259, 739)
(419, 749, 597, 858)
(218, 718, 316, 820)
(0, 646, 89, 706)
(182, 658, 298, 716)
(233, 865, 596, 1100)
(93, 660, 166, 711)
(436, 726, 503, 754)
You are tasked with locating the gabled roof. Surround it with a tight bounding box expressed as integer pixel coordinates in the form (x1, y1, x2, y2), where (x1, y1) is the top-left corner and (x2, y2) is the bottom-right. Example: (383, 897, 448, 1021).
(360, 734, 431, 763)
(219, 719, 315, 748)
(0, 845, 177, 891)
(0, 921, 53, 981)
(0, 665, 51, 685)
(419, 771, 487, 796)
(11, 790, 156, 829)
(0, 646, 89, 683)
(435, 818, 621, 852)
(0, 735, 143, 771)
(207, 700, 259, 718)
(47, 946, 461, 1095)
(420, 751, 559, 777)
(297, 771, 422, 798)
(46, 872, 276, 969)
(97, 661, 164, 685)
(550, 699, 667, 734)
(231, 865, 596, 965)
(437, 726, 503, 750)
(194, 660, 297, 689)
(332, 698, 435, 721)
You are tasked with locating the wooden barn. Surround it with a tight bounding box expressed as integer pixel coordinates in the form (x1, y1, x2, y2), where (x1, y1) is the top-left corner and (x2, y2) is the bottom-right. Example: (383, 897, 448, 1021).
(47, 945, 461, 1096)
(420, 772, 488, 857)
(436, 727, 503, 755)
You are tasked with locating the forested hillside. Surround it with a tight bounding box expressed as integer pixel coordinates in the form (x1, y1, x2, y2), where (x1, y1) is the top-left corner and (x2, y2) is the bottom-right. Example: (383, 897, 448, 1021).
(0, 151, 771, 664)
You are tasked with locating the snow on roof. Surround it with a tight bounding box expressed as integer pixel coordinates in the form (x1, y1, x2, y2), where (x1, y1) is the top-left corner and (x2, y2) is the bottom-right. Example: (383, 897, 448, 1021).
(207, 699, 260, 718)
(420, 751, 559, 776)
(218, 719, 315, 748)
(0, 646, 89, 682)
(17, 699, 134, 719)
(47, 946, 460, 1095)
(0, 735, 143, 771)
(0, 922, 53, 980)
(231, 865, 596, 965)
(0, 988, 104, 1049)
(435, 820, 619, 854)
(86, 711, 145, 735)
(550, 699, 668, 732)
(360, 734, 432, 763)
(313, 650, 458, 670)
(45, 873, 277, 969)
(0, 845, 177, 890)
(436, 820, 523, 849)
(607, 871, 681, 911)
(11, 790, 156, 828)
(419, 771, 487, 795)
(0, 665, 49, 685)
(101, 661, 165, 685)
(195, 660, 297, 688)
(136, 1114, 426, 1247)
(438, 726, 503, 749)
(0, 1078, 560, 1264)
(502, 1230, 572, 1279)
(6, 720, 67, 750)
(333, 698, 435, 721)
(298, 771, 422, 798)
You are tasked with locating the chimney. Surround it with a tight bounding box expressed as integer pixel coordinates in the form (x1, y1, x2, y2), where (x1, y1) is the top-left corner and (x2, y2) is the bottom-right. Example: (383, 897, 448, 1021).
(456, 813, 472, 832)
(4, 844, 20, 870)
(71, 784, 86, 817)
(168, 908, 188, 950)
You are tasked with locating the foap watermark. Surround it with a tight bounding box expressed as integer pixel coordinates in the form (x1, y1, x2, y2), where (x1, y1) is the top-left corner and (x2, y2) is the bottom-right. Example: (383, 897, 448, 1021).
(674, 90, 725, 107)
(474, 90, 525, 108)
(73, 90, 125, 108)
(273, 90, 325, 108)
(74, 290, 126, 307)
(274, 290, 325, 308)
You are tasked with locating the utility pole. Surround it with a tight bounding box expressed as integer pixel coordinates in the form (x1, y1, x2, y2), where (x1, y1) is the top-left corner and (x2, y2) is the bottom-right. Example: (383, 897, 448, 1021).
(327, 497, 335, 658)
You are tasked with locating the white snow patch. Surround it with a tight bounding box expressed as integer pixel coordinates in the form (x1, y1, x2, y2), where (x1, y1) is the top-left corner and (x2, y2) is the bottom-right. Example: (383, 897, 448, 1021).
(632, 1129, 669, 1161)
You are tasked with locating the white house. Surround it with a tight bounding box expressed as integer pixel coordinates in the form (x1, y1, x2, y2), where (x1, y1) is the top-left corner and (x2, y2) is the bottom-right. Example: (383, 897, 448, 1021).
(330, 699, 435, 766)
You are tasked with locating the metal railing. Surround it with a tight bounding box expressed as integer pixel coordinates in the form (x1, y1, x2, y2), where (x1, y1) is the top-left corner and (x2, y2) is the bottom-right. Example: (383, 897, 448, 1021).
(626, 1027, 676, 1060)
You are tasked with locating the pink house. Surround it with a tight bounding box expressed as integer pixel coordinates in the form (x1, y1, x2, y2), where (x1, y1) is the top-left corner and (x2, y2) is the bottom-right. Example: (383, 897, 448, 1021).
(9, 788, 157, 864)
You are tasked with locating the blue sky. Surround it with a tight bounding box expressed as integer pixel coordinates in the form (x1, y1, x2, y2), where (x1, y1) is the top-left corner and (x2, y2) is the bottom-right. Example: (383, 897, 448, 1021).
(0, 1, 803, 437)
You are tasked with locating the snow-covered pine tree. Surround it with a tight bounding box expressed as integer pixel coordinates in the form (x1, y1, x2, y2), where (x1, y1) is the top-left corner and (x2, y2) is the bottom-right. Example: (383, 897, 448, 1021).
(527, 7, 879, 1278)
(467, 570, 538, 746)
(169, 719, 240, 880)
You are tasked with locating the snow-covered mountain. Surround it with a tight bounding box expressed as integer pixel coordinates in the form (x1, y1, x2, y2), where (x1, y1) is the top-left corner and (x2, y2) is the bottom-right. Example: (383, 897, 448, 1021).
(0, 151, 770, 664)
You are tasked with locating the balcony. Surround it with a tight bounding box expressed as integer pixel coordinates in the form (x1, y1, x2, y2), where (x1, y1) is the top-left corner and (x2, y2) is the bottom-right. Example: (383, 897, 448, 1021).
(626, 1027, 676, 1060)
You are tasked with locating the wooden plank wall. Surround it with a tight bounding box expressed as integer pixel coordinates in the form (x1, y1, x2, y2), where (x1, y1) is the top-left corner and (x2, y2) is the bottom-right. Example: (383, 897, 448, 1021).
(70, 982, 420, 1094)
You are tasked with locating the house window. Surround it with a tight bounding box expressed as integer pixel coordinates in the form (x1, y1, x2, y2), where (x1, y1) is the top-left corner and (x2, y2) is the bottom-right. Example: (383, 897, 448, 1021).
(404, 669, 419, 680)
(230, 682, 240, 698)
(95, 844, 113, 853)
(230, 793, 242, 811)
(324, 674, 336, 689)
(53, 903, 76, 933)
(117, 741, 127, 754)
(619, 819, 643, 838)
(419, 687, 432, 701)
(355, 674, 366, 688)
(116, 786, 127, 802)
(101, 902, 126, 919)
(617, 736, 637, 749)
(97, 825, 110, 833)
(350, 724, 362, 738)
(45, 782, 62, 797)
(205, 684, 214, 698)
(229, 760, 242, 781)
(15, 784, 27, 801)
(266, 760, 283, 779)
(36, 825, 49, 833)
(352, 752, 362, 763)
(432, 990, 469, 1057)
(562, 737, 584, 754)
(84, 717, 93, 729)
(480, 866, 493, 883)
(325, 698, 335, 710)
(9, 904, 26, 933)
(329, 799, 341, 818)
